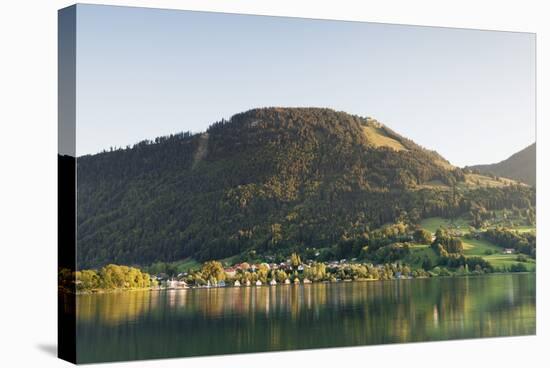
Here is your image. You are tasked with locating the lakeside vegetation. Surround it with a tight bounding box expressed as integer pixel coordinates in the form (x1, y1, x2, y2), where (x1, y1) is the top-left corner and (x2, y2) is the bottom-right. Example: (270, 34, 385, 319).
(64, 265, 157, 293)
(71, 211, 535, 293)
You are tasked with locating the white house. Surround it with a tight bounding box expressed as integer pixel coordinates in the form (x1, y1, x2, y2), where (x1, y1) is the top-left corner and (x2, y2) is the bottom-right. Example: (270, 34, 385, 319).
(167, 279, 188, 289)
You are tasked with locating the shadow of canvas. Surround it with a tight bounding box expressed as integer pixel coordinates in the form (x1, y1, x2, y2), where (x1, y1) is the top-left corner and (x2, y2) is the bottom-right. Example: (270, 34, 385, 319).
(37, 344, 57, 357)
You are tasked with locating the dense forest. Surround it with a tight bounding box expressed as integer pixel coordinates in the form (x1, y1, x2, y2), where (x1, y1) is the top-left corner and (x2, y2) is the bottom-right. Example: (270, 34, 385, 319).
(76, 107, 535, 268)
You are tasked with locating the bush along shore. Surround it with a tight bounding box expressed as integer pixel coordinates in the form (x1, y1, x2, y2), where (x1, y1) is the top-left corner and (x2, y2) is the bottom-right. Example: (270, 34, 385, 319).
(59, 264, 158, 294)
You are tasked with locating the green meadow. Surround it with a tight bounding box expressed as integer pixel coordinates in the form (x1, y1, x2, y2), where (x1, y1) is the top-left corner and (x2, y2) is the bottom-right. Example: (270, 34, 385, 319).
(420, 217, 535, 272)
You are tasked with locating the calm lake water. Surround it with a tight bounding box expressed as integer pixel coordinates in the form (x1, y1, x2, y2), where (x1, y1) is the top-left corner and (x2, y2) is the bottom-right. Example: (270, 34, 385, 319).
(76, 273, 535, 363)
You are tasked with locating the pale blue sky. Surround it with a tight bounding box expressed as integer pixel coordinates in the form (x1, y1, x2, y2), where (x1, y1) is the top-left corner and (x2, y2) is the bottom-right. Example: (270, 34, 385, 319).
(75, 4, 535, 167)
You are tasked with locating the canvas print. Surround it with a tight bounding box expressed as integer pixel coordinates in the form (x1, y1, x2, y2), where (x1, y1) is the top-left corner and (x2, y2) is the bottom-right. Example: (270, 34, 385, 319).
(58, 4, 536, 364)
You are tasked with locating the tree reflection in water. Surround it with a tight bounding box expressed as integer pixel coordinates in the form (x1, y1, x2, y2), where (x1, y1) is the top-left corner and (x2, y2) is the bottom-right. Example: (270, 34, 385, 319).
(76, 274, 535, 364)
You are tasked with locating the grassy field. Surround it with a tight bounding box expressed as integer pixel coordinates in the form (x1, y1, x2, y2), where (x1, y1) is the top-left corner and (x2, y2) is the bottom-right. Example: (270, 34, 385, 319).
(420, 217, 470, 233)
(362, 125, 406, 151)
(461, 237, 501, 256)
(460, 173, 520, 189)
(514, 226, 536, 233)
(461, 236, 536, 270)
(418, 217, 536, 272)
(408, 244, 430, 249)
(421, 217, 535, 234)
(220, 255, 241, 266)
(174, 258, 201, 272)
(483, 254, 536, 271)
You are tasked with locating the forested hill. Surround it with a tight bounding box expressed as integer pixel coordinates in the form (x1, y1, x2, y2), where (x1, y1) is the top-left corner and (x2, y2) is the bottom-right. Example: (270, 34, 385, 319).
(468, 143, 536, 186)
(76, 107, 534, 268)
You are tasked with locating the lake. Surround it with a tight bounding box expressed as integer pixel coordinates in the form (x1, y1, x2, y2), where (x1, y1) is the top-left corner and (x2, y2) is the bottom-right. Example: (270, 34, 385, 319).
(76, 273, 535, 363)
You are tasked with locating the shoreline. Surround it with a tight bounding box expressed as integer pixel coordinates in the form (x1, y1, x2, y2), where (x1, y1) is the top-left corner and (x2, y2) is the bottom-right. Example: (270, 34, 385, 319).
(73, 271, 534, 295)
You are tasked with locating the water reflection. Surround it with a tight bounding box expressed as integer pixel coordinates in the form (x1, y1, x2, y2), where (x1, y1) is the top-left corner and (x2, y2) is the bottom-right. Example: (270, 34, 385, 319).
(76, 274, 535, 363)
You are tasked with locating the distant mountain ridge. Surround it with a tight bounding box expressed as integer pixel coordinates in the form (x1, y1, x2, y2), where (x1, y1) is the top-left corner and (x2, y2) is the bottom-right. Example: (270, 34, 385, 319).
(468, 143, 536, 186)
(76, 107, 535, 268)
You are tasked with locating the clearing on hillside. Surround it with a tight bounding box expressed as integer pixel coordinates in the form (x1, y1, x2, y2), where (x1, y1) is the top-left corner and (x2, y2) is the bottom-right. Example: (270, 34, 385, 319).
(362, 125, 407, 151)
(420, 217, 471, 233)
(461, 237, 501, 256)
(461, 173, 521, 189)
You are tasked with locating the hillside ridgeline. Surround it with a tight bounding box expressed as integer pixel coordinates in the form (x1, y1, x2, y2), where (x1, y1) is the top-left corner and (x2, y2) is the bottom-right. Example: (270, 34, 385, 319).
(77, 108, 534, 268)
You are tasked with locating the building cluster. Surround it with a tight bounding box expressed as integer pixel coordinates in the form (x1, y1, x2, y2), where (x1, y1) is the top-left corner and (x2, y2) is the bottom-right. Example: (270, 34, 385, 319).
(154, 258, 414, 290)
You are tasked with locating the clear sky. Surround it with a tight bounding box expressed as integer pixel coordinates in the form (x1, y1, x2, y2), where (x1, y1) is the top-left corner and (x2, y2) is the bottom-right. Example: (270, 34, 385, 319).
(75, 4, 535, 167)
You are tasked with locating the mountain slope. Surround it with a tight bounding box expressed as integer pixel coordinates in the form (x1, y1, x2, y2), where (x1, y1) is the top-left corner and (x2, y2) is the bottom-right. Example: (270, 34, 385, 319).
(76, 108, 534, 268)
(468, 143, 536, 186)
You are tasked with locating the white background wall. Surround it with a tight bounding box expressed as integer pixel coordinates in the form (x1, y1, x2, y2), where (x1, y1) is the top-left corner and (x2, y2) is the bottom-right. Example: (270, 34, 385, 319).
(0, 0, 547, 367)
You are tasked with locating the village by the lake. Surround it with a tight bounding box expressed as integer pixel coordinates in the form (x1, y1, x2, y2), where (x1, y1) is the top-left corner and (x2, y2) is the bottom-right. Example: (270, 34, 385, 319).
(69, 214, 536, 295)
